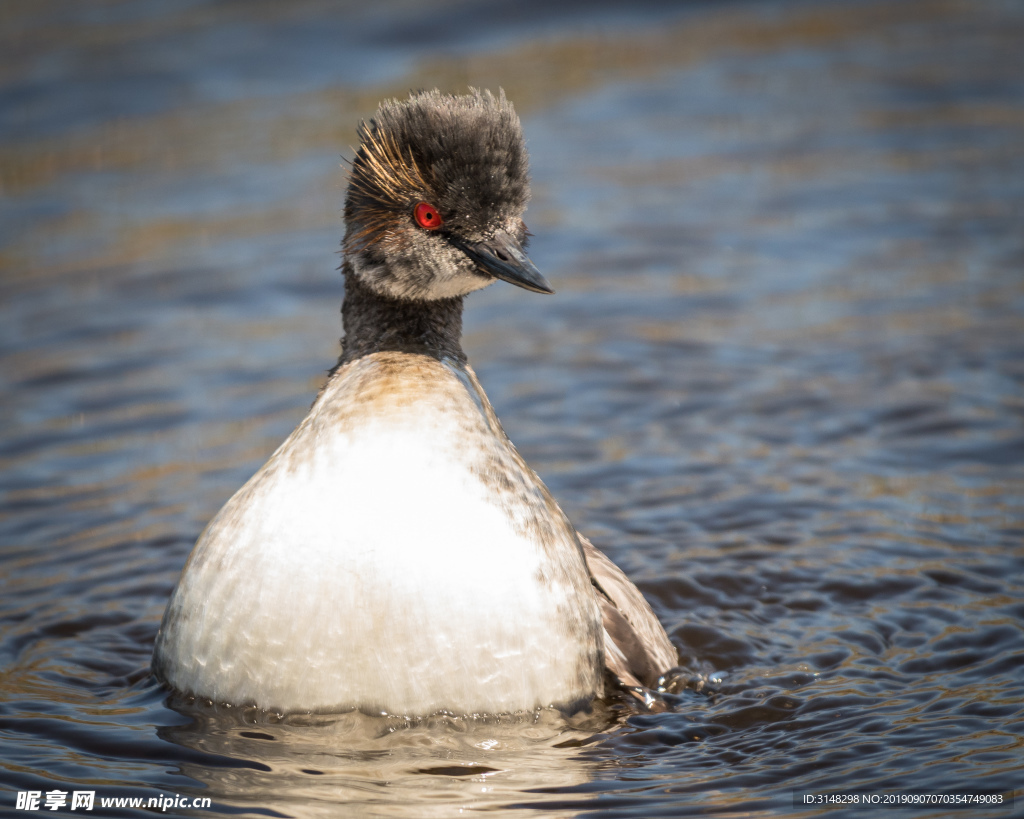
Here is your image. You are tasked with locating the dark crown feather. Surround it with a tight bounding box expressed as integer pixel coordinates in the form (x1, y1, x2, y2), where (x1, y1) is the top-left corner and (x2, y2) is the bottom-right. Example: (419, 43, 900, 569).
(344, 89, 530, 255)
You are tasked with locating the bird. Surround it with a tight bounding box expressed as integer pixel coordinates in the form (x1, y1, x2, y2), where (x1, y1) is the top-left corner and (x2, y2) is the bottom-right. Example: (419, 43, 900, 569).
(152, 89, 676, 717)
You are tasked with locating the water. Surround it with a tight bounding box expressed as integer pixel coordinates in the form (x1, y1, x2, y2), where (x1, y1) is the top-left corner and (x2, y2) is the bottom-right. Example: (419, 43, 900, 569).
(2, 0, 1023, 816)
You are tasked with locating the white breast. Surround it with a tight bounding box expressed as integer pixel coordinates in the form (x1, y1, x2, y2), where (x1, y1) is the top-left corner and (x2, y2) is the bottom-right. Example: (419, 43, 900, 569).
(154, 353, 603, 715)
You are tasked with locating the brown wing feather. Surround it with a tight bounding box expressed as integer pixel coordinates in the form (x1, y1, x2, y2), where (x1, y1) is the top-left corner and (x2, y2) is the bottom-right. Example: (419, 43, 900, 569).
(579, 533, 677, 690)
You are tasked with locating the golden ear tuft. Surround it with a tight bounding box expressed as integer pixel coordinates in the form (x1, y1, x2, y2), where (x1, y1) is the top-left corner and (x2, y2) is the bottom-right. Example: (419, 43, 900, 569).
(344, 124, 436, 256)
(351, 125, 431, 207)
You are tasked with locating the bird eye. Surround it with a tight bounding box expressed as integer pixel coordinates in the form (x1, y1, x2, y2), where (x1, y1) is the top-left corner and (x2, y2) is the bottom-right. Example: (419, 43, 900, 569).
(413, 202, 443, 230)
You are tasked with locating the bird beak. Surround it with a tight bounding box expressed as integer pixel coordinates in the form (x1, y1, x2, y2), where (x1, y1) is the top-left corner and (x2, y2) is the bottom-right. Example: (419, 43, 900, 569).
(455, 231, 554, 295)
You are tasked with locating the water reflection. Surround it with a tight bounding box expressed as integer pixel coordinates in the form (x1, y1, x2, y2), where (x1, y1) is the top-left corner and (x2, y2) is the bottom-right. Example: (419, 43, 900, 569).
(160, 703, 613, 817)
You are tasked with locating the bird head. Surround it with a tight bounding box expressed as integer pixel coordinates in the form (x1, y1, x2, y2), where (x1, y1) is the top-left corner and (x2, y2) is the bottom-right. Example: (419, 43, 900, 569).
(343, 89, 552, 301)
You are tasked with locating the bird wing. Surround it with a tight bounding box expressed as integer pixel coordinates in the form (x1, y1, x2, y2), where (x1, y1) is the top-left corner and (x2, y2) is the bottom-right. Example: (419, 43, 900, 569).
(579, 533, 677, 694)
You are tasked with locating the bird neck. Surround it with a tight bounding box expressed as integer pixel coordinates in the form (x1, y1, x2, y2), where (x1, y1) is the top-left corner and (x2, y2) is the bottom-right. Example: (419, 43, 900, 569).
(338, 263, 467, 366)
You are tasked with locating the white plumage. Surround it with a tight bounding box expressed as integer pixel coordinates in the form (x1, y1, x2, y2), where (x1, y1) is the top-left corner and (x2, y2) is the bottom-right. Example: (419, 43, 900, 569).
(155, 355, 602, 714)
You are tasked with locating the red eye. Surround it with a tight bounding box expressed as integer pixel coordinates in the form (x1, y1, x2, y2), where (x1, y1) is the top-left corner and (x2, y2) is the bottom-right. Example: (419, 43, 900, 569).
(414, 202, 443, 230)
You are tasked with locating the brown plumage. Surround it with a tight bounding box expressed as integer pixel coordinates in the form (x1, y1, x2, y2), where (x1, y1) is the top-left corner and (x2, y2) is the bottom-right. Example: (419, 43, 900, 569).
(581, 536, 677, 700)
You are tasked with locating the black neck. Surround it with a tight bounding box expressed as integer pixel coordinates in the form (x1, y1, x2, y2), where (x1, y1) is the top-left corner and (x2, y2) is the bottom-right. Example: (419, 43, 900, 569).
(337, 264, 466, 367)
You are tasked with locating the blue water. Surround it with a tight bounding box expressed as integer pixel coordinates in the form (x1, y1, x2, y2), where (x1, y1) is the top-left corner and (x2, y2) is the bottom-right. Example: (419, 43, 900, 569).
(2, 0, 1022, 816)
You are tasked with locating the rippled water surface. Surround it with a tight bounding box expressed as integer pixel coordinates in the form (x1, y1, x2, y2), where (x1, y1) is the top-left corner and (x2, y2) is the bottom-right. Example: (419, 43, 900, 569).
(2, 0, 1023, 816)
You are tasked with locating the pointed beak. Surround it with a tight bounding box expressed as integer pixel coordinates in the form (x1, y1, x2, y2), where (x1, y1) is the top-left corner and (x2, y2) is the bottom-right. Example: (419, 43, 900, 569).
(454, 231, 554, 295)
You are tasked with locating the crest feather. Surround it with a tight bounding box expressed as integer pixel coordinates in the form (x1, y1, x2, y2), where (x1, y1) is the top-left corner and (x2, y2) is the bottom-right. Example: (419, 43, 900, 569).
(343, 89, 529, 256)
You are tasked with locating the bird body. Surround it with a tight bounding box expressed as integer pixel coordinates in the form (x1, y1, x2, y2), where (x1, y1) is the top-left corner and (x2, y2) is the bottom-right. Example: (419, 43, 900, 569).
(153, 90, 674, 716)
(157, 351, 603, 714)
